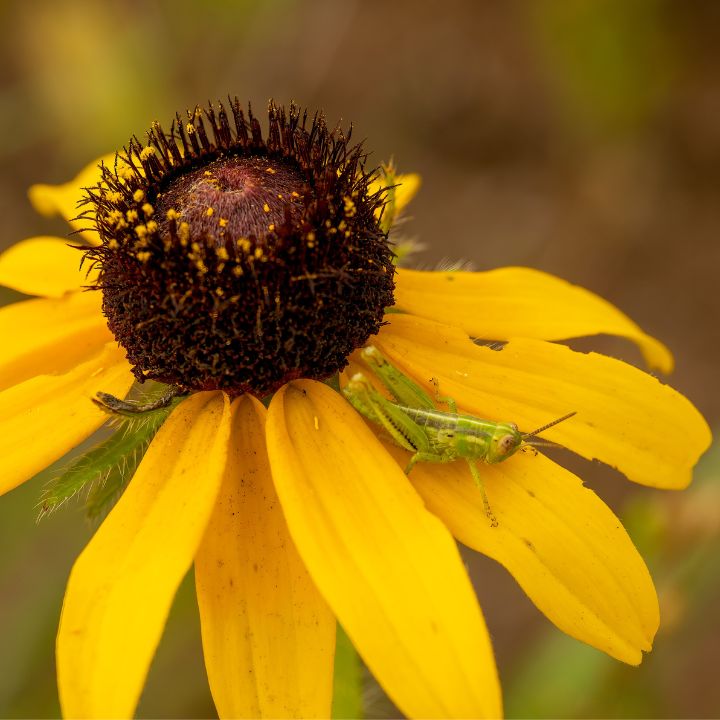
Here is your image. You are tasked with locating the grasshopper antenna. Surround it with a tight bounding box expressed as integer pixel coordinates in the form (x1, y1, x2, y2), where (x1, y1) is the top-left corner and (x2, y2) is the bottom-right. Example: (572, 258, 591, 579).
(522, 411, 576, 440)
(522, 440, 562, 448)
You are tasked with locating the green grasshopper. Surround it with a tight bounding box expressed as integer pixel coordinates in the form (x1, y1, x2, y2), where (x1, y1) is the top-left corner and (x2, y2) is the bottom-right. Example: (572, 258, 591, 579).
(343, 345, 575, 527)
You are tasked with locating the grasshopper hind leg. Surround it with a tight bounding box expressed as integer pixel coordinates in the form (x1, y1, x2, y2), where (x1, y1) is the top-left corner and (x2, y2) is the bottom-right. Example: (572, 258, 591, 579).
(466, 460, 498, 528)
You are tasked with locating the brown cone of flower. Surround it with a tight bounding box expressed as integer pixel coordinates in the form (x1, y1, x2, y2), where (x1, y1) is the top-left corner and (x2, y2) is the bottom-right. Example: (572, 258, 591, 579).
(85, 99, 395, 397)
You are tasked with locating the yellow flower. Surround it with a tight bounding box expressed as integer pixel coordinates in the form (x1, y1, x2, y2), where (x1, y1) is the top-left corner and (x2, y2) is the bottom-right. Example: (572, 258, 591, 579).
(0, 101, 711, 720)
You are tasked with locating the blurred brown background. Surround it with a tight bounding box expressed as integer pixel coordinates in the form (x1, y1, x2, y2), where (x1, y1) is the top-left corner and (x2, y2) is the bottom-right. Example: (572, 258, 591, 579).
(1, 1, 719, 717)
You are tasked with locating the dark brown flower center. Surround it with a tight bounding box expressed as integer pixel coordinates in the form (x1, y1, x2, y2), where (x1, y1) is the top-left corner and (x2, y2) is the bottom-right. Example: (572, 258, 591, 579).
(86, 100, 395, 397)
(154, 155, 307, 242)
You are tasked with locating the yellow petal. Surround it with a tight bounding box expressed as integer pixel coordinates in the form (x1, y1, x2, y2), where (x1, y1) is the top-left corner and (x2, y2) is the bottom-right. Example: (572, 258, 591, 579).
(57, 391, 232, 719)
(0, 236, 93, 298)
(386, 442, 658, 665)
(0, 291, 111, 391)
(266, 381, 501, 719)
(394, 267, 673, 373)
(377, 314, 711, 489)
(392, 173, 421, 215)
(0, 343, 134, 497)
(369, 169, 422, 231)
(196, 395, 335, 719)
(28, 153, 116, 245)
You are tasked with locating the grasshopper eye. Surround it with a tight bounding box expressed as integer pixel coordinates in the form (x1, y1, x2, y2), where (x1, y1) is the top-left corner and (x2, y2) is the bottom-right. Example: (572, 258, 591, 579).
(498, 434, 517, 455)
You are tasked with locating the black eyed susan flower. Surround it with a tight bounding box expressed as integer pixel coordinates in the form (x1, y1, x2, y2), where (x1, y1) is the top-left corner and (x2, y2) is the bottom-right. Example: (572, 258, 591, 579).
(0, 99, 711, 719)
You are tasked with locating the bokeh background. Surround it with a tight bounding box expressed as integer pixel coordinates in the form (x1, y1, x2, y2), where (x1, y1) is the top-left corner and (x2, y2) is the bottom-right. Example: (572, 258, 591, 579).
(1, 1, 719, 717)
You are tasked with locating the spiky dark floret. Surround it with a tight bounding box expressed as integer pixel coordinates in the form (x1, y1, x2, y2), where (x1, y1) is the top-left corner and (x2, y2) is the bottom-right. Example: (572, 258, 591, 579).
(83, 99, 395, 397)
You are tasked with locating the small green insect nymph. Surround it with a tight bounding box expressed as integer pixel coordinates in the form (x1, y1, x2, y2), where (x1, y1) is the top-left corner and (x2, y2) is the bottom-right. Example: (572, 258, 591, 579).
(343, 345, 576, 526)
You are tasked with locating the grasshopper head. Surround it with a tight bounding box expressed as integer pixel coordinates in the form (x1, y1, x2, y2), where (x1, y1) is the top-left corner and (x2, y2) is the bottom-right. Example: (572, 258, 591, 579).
(487, 422, 523, 463)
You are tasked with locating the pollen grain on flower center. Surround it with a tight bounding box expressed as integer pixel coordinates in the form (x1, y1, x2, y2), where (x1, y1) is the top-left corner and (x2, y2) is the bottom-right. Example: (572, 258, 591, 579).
(85, 99, 395, 398)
